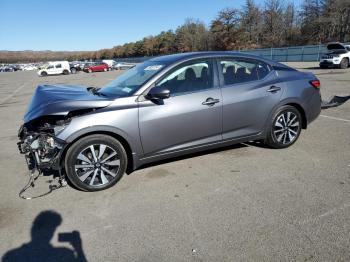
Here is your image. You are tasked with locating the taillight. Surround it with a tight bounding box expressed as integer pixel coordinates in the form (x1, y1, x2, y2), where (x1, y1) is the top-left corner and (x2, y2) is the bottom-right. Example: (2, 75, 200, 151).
(309, 80, 320, 88)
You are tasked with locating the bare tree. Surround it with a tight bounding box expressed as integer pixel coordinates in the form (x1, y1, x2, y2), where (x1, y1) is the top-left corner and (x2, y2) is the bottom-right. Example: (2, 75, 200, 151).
(262, 0, 285, 47)
(241, 0, 263, 47)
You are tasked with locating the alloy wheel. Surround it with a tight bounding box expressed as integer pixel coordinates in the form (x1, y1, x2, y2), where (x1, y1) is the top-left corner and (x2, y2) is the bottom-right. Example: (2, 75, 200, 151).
(273, 111, 300, 145)
(74, 144, 120, 187)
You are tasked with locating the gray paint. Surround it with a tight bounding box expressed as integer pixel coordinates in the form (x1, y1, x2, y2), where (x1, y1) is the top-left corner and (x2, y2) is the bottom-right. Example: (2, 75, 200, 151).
(23, 52, 322, 170)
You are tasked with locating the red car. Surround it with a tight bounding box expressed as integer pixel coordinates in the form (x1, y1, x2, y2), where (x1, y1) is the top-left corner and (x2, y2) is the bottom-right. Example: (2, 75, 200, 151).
(83, 62, 109, 73)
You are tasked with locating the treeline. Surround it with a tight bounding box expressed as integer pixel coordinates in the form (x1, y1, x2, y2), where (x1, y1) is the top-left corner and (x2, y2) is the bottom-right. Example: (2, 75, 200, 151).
(1, 0, 349, 63)
(0, 50, 91, 63)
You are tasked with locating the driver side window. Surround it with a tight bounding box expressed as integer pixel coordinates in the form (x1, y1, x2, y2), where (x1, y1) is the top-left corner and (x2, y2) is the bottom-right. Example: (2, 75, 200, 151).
(157, 60, 213, 96)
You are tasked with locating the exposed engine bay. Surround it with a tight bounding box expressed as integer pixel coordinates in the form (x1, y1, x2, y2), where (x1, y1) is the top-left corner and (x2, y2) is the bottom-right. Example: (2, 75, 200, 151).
(18, 107, 102, 172)
(18, 119, 66, 170)
(17, 116, 68, 199)
(17, 108, 102, 199)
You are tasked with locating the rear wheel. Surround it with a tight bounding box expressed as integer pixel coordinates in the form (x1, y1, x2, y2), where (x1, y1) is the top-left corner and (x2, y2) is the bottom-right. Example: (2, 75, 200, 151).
(63, 69, 69, 75)
(265, 105, 302, 149)
(103, 68, 107, 72)
(65, 135, 127, 191)
(340, 58, 349, 69)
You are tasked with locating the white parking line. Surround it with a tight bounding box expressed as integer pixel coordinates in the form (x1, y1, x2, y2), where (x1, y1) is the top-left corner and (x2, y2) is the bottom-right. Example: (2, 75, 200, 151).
(0, 83, 28, 105)
(320, 114, 350, 123)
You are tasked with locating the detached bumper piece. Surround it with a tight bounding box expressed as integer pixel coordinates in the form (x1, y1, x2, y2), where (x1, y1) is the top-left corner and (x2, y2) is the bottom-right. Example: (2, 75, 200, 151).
(321, 95, 350, 109)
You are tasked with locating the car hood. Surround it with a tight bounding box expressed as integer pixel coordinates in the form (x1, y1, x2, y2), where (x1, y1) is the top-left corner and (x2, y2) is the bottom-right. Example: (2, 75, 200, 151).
(24, 84, 113, 123)
(327, 43, 347, 50)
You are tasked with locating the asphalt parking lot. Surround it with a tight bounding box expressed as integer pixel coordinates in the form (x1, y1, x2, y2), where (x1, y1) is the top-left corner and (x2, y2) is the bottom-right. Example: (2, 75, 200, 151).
(0, 63, 349, 261)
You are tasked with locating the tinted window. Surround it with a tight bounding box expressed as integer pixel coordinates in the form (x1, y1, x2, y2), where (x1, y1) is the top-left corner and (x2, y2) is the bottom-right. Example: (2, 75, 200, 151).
(157, 60, 213, 95)
(55, 64, 62, 68)
(220, 58, 271, 85)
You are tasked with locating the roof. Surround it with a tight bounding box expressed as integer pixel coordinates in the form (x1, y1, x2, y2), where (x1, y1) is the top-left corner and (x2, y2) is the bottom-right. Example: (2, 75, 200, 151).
(149, 51, 279, 65)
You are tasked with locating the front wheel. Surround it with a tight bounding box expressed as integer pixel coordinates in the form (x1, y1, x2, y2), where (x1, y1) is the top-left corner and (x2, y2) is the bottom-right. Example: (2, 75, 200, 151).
(340, 58, 349, 69)
(65, 135, 127, 191)
(265, 105, 302, 149)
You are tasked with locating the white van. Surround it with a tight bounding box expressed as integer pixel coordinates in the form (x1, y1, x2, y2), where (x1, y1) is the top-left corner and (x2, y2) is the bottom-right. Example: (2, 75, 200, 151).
(38, 61, 71, 76)
(102, 59, 116, 69)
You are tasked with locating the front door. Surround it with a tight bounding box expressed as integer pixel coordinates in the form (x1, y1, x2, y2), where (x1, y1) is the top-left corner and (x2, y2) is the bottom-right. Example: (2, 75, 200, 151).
(138, 59, 222, 157)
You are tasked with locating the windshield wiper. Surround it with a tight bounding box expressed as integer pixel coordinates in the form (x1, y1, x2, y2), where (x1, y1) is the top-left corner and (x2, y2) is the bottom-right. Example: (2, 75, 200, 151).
(87, 86, 107, 97)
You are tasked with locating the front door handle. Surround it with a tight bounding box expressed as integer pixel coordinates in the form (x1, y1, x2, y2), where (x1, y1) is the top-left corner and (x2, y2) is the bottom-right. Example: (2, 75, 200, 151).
(202, 97, 220, 106)
(267, 86, 281, 93)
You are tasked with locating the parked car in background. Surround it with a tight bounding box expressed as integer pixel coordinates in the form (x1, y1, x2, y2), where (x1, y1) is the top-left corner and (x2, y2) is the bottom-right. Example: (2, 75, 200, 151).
(102, 59, 116, 70)
(23, 65, 38, 71)
(0, 66, 14, 72)
(18, 52, 321, 192)
(320, 42, 350, 69)
(113, 62, 136, 70)
(69, 62, 83, 74)
(37, 61, 71, 76)
(83, 62, 109, 73)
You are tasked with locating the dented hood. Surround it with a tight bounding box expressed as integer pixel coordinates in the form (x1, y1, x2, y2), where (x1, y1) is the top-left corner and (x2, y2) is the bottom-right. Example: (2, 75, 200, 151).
(24, 84, 113, 123)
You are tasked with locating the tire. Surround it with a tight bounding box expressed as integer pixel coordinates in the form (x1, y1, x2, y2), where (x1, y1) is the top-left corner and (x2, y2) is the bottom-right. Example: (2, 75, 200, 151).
(88, 69, 92, 73)
(41, 71, 48, 77)
(264, 105, 302, 149)
(63, 70, 69, 75)
(65, 134, 127, 192)
(103, 68, 107, 72)
(70, 68, 77, 74)
(340, 58, 348, 69)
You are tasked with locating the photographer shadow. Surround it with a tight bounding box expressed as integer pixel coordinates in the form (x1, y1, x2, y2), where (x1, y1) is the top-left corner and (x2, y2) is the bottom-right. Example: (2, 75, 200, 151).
(2, 210, 87, 262)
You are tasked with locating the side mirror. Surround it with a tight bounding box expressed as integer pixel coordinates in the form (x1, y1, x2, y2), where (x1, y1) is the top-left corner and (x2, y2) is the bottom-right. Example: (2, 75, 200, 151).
(145, 86, 170, 100)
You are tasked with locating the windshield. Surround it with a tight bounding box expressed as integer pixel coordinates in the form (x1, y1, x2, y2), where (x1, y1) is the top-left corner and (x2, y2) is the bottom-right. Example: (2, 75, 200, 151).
(100, 61, 165, 96)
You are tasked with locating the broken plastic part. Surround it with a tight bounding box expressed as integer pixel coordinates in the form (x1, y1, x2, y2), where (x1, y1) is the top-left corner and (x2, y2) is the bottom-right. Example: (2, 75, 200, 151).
(321, 95, 350, 109)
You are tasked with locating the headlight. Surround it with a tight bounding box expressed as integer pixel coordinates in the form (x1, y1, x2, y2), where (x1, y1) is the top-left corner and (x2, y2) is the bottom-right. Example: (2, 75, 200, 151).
(54, 124, 67, 135)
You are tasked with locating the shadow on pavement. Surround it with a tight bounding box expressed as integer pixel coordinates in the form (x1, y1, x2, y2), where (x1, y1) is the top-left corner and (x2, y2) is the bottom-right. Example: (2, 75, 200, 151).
(135, 143, 248, 172)
(2, 210, 87, 262)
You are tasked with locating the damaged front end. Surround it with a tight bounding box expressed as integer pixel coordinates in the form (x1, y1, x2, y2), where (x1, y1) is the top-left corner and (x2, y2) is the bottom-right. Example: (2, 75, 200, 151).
(17, 116, 69, 172)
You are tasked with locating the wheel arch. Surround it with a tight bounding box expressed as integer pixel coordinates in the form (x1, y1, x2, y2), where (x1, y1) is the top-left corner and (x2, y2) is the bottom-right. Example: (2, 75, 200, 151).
(59, 129, 137, 174)
(266, 99, 308, 132)
(285, 102, 307, 129)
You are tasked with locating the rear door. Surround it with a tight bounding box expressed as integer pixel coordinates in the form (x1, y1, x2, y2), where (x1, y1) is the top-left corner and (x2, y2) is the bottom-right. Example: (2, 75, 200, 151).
(138, 58, 223, 157)
(218, 57, 283, 140)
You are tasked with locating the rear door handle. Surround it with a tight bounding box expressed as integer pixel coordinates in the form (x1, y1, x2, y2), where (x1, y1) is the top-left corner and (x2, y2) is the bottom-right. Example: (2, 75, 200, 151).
(267, 86, 281, 93)
(202, 97, 220, 106)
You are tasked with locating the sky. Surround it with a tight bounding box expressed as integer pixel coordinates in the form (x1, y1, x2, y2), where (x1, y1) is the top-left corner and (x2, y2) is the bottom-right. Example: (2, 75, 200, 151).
(0, 0, 301, 51)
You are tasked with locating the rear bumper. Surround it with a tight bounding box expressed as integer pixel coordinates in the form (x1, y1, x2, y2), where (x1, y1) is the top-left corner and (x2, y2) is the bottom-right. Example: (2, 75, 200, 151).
(305, 91, 322, 125)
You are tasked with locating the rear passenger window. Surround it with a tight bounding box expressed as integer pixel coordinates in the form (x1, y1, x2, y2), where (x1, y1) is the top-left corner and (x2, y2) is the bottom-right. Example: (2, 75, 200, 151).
(220, 58, 271, 85)
(55, 64, 62, 68)
(157, 60, 213, 95)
